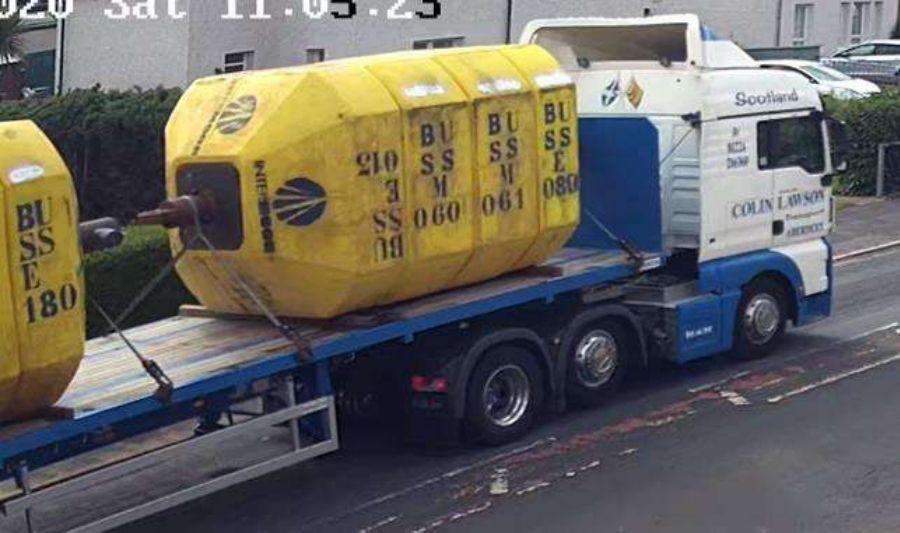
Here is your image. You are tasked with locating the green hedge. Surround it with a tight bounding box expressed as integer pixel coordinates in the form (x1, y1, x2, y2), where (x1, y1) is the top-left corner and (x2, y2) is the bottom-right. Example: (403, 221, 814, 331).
(83, 226, 194, 339)
(826, 89, 900, 196)
(0, 86, 181, 221)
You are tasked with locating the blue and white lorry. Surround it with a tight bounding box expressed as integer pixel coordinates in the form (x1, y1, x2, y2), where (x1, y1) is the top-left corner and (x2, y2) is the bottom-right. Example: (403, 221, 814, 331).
(0, 15, 846, 531)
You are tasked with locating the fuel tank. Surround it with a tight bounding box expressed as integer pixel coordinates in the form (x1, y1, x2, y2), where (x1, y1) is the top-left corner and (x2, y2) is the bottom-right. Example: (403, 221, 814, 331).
(161, 45, 580, 319)
(0, 120, 85, 421)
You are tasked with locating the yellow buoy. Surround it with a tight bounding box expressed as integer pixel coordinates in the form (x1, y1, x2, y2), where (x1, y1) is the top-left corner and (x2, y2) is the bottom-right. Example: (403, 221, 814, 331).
(159, 45, 580, 319)
(0, 120, 85, 421)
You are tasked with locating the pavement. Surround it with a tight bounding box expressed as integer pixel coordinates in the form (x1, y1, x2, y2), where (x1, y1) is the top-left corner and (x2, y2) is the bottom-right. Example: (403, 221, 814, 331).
(831, 196, 900, 258)
(2, 198, 900, 533)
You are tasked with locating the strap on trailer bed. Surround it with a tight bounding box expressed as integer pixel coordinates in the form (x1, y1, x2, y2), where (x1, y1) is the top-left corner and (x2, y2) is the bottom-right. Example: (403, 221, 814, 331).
(0, 248, 637, 531)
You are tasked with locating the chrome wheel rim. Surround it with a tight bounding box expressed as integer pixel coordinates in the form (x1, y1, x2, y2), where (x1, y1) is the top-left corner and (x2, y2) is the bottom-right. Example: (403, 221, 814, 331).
(574, 330, 619, 388)
(743, 294, 781, 345)
(482, 365, 531, 428)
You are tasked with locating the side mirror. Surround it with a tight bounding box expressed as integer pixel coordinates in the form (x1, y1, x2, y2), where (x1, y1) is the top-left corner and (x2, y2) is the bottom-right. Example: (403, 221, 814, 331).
(826, 117, 849, 173)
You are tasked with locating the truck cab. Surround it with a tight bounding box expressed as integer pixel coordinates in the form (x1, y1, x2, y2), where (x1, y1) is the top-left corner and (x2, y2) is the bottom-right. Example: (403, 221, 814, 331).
(521, 15, 844, 364)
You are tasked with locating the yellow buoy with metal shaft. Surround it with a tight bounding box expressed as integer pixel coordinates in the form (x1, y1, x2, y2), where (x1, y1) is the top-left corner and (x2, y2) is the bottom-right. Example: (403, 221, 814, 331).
(0, 121, 85, 421)
(143, 45, 579, 319)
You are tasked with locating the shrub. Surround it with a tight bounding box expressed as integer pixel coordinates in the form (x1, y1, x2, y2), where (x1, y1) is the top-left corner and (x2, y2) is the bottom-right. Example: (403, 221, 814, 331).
(826, 89, 900, 196)
(0, 86, 181, 221)
(83, 226, 194, 339)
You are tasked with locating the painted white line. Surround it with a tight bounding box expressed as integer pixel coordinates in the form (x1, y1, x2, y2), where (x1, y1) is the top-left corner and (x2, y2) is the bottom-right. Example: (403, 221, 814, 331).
(305, 437, 555, 530)
(578, 460, 601, 472)
(515, 481, 551, 496)
(358, 515, 399, 533)
(848, 322, 900, 342)
(768, 353, 900, 404)
(449, 501, 493, 522)
(688, 371, 751, 394)
(719, 390, 752, 406)
(835, 239, 900, 264)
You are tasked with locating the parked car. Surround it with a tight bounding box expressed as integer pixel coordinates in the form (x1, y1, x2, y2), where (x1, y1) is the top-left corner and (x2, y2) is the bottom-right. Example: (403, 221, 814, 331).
(825, 40, 900, 84)
(759, 59, 881, 100)
(831, 40, 900, 63)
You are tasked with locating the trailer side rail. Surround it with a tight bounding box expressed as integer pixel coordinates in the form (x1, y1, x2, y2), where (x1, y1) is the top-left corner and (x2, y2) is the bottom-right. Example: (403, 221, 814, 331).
(2, 381, 338, 533)
(0, 249, 636, 471)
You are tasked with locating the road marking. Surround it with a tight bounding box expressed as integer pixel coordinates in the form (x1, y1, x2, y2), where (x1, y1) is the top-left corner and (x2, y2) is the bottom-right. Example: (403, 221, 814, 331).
(358, 515, 399, 533)
(848, 322, 900, 341)
(515, 481, 551, 496)
(767, 353, 900, 404)
(412, 501, 493, 533)
(689, 371, 751, 394)
(719, 390, 751, 406)
(302, 437, 555, 531)
(580, 460, 601, 471)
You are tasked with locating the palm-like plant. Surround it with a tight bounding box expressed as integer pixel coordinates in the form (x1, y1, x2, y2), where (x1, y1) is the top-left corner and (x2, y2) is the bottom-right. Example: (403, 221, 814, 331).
(0, 14, 24, 63)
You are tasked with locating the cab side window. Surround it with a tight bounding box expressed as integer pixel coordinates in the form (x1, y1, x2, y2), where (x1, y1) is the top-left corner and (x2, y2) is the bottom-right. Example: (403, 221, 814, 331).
(758, 116, 825, 173)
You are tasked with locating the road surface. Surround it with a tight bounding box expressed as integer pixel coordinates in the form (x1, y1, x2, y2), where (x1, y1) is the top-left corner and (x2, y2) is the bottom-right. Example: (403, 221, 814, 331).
(3, 247, 898, 533)
(123, 247, 900, 533)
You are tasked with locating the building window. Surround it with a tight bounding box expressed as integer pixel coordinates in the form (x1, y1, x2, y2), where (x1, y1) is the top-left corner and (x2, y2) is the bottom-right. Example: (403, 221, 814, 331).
(792, 4, 814, 46)
(223, 51, 254, 73)
(792, 4, 812, 46)
(306, 48, 325, 64)
(873, 1, 884, 35)
(412, 36, 465, 50)
(849, 2, 871, 43)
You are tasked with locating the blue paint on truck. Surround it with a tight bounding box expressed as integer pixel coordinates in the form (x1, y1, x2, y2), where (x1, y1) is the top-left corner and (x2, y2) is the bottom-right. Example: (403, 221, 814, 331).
(570, 117, 663, 254)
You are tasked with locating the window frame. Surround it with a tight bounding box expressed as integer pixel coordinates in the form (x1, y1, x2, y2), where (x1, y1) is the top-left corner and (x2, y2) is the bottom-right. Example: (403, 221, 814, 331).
(306, 48, 326, 64)
(757, 115, 827, 175)
(850, 1, 870, 42)
(223, 51, 254, 73)
(792, 4, 814, 46)
(412, 36, 465, 50)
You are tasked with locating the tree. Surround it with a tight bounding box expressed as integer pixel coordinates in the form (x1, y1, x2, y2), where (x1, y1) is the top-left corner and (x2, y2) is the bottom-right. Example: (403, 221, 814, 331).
(0, 14, 24, 63)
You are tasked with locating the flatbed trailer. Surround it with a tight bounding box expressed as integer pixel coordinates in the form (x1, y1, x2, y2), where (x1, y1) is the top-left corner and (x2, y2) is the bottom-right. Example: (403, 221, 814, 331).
(0, 247, 640, 531)
(0, 15, 848, 531)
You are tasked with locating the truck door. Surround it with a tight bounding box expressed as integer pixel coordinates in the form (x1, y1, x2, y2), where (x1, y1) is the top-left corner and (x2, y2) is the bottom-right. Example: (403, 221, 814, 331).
(758, 112, 831, 247)
(699, 117, 774, 262)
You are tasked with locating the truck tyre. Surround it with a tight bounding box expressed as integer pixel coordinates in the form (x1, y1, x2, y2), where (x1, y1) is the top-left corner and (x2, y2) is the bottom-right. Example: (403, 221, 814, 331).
(565, 319, 629, 407)
(465, 346, 544, 445)
(732, 278, 788, 360)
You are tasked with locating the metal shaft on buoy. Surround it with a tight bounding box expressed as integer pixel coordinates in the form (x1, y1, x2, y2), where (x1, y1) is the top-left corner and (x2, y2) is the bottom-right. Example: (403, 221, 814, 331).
(135, 193, 217, 229)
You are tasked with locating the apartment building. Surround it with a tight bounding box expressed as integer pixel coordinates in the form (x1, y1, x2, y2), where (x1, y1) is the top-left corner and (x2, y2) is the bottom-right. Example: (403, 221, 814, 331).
(60, 0, 899, 91)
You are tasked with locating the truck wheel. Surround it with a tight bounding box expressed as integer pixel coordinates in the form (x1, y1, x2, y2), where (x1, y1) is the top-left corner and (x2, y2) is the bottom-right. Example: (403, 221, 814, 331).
(732, 278, 788, 359)
(565, 319, 629, 407)
(465, 346, 544, 445)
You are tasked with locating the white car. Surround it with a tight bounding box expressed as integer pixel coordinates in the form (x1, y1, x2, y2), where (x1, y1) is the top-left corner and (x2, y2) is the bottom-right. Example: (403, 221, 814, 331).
(832, 40, 900, 63)
(759, 59, 881, 100)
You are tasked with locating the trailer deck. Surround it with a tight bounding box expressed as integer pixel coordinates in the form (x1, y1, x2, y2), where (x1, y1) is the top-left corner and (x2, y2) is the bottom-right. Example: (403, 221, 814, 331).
(0, 247, 639, 530)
